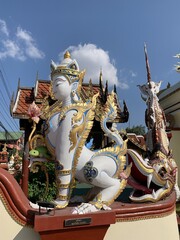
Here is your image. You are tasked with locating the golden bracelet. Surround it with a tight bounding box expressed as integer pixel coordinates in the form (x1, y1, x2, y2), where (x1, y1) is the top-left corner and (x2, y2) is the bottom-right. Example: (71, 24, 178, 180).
(58, 194, 69, 201)
(59, 183, 70, 189)
(57, 169, 71, 175)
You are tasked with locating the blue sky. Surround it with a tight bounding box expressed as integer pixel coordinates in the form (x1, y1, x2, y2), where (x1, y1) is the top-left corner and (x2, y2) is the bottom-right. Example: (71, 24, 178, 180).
(0, 0, 180, 132)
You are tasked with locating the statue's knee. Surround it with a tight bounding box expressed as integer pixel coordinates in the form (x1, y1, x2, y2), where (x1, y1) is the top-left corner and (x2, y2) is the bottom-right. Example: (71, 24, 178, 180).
(83, 161, 98, 183)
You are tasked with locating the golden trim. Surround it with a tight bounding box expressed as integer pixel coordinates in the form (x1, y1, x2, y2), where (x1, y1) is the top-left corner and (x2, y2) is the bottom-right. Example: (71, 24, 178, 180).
(57, 194, 69, 201)
(0, 189, 29, 226)
(70, 93, 98, 184)
(89, 197, 104, 209)
(29, 134, 45, 150)
(130, 182, 173, 203)
(55, 202, 69, 209)
(127, 149, 154, 174)
(116, 207, 175, 222)
(58, 183, 70, 189)
(28, 121, 37, 146)
(90, 178, 128, 209)
(58, 169, 71, 175)
(51, 68, 80, 79)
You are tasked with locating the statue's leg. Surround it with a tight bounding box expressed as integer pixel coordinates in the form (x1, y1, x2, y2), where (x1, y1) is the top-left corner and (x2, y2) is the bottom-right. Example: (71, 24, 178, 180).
(53, 162, 72, 208)
(72, 156, 128, 214)
(90, 171, 127, 207)
(84, 186, 101, 202)
(83, 158, 127, 208)
(72, 171, 127, 214)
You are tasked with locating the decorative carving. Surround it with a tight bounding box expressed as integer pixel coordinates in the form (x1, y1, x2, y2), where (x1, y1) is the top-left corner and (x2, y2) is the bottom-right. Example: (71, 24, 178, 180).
(125, 44, 180, 202)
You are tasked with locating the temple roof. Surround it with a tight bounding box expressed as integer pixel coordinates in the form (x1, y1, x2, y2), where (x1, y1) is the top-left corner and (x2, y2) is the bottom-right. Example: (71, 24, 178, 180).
(11, 79, 128, 123)
(0, 131, 23, 141)
(11, 80, 50, 119)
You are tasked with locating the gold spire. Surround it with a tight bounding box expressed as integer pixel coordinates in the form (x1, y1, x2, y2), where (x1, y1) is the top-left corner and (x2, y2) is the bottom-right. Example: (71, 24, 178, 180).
(64, 51, 71, 59)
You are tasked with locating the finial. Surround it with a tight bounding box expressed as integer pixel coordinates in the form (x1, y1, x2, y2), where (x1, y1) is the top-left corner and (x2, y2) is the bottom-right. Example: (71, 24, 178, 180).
(64, 51, 71, 59)
(144, 43, 151, 83)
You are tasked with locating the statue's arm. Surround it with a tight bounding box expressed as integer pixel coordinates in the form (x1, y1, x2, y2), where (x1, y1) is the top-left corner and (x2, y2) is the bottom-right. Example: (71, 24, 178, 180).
(55, 110, 75, 169)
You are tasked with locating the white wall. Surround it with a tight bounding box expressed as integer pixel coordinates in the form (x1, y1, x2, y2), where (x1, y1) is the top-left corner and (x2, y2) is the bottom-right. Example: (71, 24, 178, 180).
(104, 211, 179, 240)
(0, 199, 40, 240)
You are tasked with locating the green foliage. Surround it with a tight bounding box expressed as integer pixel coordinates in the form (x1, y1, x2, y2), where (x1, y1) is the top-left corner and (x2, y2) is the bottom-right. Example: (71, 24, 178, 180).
(28, 161, 57, 203)
(126, 125, 146, 136)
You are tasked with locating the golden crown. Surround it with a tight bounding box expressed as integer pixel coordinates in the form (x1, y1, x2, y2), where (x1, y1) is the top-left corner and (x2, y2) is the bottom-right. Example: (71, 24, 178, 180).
(50, 51, 85, 100)
(50, 51, 83, 82)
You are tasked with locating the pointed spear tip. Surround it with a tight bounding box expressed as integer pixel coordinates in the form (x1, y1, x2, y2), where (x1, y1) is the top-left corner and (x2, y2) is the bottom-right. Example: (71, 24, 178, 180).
(144, 43, 151, 83)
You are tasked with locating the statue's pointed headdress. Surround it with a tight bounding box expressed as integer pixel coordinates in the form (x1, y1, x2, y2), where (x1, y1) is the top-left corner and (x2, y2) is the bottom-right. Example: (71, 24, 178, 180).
(51, 51, 85, 86)
(50, 51, 85, 99)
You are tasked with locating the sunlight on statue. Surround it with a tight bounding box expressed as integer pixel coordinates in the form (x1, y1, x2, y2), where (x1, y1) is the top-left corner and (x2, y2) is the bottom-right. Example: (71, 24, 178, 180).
(42, 51, 129, 214)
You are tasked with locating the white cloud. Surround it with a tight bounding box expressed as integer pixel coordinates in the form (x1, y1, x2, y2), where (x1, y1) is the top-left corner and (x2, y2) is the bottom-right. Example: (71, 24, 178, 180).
(16, 27, 45, 59)
(16, 27, 33, 42)
(0, 19, 9, 36)
(0, 19, 45, 61)
(0, 39, 25, 61)
(59, 43, 119, 87)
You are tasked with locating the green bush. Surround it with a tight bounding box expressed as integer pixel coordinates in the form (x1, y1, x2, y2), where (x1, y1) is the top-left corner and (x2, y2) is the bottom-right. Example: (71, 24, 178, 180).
(28, 161, 57, 203)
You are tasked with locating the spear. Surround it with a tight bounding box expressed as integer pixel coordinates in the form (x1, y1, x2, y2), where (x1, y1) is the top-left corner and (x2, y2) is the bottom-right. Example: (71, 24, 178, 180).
(144, 43, 152, 84)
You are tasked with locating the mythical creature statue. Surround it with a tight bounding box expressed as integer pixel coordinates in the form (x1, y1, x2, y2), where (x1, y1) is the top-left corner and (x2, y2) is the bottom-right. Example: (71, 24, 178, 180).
(30, 51, 130, 214)
(126, 45, 180, 202)
(28, 46, 179, 213)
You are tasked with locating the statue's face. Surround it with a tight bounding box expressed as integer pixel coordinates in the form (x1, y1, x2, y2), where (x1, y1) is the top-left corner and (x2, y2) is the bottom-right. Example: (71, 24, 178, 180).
(149, 81, 161, 95)
(52, 75, 71, 101)
(139, 81, 161, 97)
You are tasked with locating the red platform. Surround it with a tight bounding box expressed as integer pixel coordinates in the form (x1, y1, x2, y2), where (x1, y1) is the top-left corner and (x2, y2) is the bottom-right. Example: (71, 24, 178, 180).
(0, 168, 177, 240)
(35, 207, 115, 240)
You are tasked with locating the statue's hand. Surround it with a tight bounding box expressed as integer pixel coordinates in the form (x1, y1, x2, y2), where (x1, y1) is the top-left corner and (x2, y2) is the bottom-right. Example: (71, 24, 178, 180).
(72, 202, 111, 214)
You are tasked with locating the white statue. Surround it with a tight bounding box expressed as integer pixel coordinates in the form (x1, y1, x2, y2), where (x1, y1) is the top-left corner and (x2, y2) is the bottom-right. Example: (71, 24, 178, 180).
(43, 51, 129, 214)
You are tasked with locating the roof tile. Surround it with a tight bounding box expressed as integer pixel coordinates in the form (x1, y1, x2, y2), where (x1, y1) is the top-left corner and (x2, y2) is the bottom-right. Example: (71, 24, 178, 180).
(12, 80, 126, 123)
